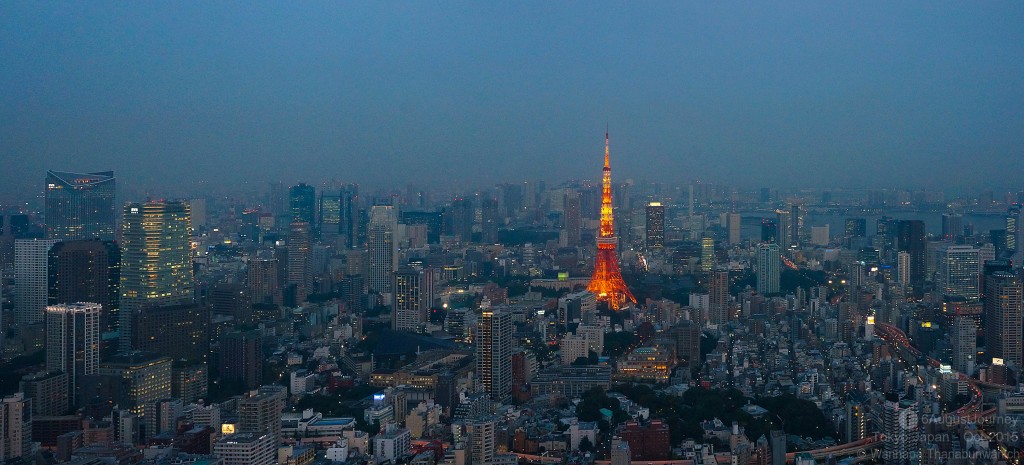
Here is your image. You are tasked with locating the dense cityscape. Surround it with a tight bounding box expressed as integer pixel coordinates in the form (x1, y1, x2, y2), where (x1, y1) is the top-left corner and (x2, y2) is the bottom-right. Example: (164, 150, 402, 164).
(4, 3, 1024, 465)
(0, 132, 1023, 465)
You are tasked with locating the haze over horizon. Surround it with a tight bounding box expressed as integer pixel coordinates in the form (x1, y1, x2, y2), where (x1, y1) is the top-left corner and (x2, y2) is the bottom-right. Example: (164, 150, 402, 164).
(3, 2, 1024, 199)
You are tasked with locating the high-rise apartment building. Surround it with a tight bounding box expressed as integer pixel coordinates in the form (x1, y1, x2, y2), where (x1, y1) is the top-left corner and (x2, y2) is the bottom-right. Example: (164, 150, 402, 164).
(392, 267, 434, 333)
(367, 206, 397, 295)
(756, 243, 780, 295)
(46, 303, 100, 407)
(119, 201, 193, 351)
(709, 269, 730, 326)
(0, 393, 32, 461)
(761, 218, 778, 244)
(44, 170, 115, 241)
(951, 314, 976, 374)
(238, 386, 286, 444)
(476, 310, 512, 402)
(645, 202, 665, 249)
(727, 213, 741, 245)
(246, 258, 280, 306)
(14, 239, 58, 325)
(48, 240, 120, 333)
(897, 251, 911, 289)
(882, 400, 920, 465)
(985, 272, 1022, 369)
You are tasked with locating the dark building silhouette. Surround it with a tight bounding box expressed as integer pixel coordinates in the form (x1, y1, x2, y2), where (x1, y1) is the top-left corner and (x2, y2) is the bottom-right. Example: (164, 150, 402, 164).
(131, 304, 209, 365)
(897, 220, 926, 286)
(645, 202, 665, 249)
(289, 183, 316, 226)
(761, 218, 778, 244)
(220, 330, 264, 391)
(48, 239, 121, 333)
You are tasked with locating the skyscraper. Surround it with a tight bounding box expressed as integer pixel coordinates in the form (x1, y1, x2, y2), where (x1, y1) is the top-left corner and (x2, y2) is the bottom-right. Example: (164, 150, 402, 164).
(897, 220, 926, 287)
(119, 201, 193, 351)
(392, 267, 434, 333)
(776, 210, 792, 248)
(897, 251, 911, 289)
(319, 192, 341, 242)
(936, 245, 980, 301)
(476, 310, 512, 402)
(1007, 206, 1022, 265)
(844, 218, 867, 240)
(247, 258, 280, 306)
(941, 213, 963, 242)
(367, 206, 397, 295)
(220, 330, 264, 391)
(48, 240, 120, 333)
(587, 131, 636, 310)
(45, 303, 100, 407)
(951, 314, 976, 374)
(481, 197, 501, 244)
(760, 218, 778, 244)
(756, 243, 780, 295)
(288, 183, 316, 226)
(727, 212, 741, 245)
(563, 192, 582, 248)
(448, 198, 474, 243)
(984, 271, 1022, 369)
(709, 269, 730, 326)
(287, 221, 312, 303)
(14, 239, 58, 325)
(645, 202, 665, 249)
(340, 184, 360, 249)
(700, 236, 715, 272)
(44, 170, 115, 241)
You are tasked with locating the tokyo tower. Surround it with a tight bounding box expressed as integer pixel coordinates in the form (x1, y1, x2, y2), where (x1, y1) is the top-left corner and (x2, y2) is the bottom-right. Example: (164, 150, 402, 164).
(587, 130, 636, 310)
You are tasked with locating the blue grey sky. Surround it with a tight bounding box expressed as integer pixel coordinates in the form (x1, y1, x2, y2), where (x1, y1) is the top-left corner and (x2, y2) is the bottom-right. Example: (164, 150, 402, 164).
(2, 2, 1023, 197)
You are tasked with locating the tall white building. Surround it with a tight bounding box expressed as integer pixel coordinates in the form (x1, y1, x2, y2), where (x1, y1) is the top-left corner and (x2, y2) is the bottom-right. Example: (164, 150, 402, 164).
(756, 243, 780, 295)
(936, 245, 980, 301)
(897, 251, 911, 289)
(46, 303, 100, 406)
(14, 239, 58, 325)
(882, 400, 920, 465)
(476, 310, 512, 402)
(367, 206, 397, 295)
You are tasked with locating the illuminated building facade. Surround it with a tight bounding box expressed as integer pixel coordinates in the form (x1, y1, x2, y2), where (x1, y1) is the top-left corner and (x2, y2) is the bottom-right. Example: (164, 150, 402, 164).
(645, 202, 665, 249)
(476, 310, 512, 401)
(392, 267, 434, 332)
(97, 352, 172, 416)
(44, 170, 116, 241)
(119, 201, 193, 351)
(587, 132, 636, 309)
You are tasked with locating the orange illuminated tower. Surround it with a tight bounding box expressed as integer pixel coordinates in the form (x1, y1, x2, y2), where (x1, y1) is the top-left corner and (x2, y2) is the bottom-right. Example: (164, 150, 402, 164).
(588, 130, 636, 309)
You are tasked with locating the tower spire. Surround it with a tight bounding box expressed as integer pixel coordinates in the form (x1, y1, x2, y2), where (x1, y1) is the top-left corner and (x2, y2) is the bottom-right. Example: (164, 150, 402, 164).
(588, 128, 636, 310)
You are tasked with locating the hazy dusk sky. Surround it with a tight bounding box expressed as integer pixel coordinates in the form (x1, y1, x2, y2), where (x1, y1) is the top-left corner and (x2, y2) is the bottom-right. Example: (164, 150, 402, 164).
(2, 2, 1023, 198)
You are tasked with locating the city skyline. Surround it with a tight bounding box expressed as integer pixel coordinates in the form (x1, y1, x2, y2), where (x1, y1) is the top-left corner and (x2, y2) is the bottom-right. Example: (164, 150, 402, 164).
(3, 3, 1024, 199)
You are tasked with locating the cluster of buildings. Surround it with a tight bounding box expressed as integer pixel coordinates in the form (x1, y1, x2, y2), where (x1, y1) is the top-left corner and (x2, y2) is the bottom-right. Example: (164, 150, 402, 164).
(1, 159, 1024, 465)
